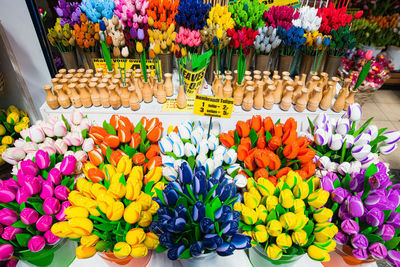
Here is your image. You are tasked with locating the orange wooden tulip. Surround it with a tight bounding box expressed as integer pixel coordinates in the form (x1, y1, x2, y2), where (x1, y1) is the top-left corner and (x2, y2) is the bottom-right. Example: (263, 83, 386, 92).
(240, 137, 251, 151)
(110, 115, 121, 130)
(146, 156, 162, 170)
(147, 125, 162, 143)
(87, 167, 105, 182)
(263, 117, 274, 133)
(145, 118, 160, 132)
(254, 168, 269, 180)
(265, 150, 280, 170)
(273, 123, 283, 138)
(110, 150, 127, 167)
(104, 134, 120, 149)
(139, 117, 148, 129)
(244, 154, 256, 171)
(268, 135, 281, 151)
(236, 121, 250, 137)
(296, 149, 315, 165)
(282, 142, 299, 160)
(267, 175, 278, 186)
(257, 133, 266, 149)
(99, 142, 111, 156)
(276, 167, 291, 179)
(219, 133, 235, 148)
(89, 126, 109, 145)
(88, 149, 104, 166)
(146, 144, 160, 160)
(118, 127, 132, 143)
(132, 153, 146, 166)
(254, 149, 269, 168)
(250, 115, 262, 132)
(130, 132, 141, 149)
(237, 144, 249, 161)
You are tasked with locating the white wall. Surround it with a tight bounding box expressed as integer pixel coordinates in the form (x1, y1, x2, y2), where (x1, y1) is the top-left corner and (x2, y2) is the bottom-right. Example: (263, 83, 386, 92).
(0, 0, 51, 121)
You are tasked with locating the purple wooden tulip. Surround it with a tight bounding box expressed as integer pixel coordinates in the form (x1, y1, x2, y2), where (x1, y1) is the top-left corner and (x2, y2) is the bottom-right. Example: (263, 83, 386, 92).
(16, 169, 28, 187)
(347, 195, 365, 217)
(353, 248, 368, 260)
(334, 230, 349, 245)
(44, 229, 60, 245)
(137, 28, 144, 40)
(40, 180, 54, 199)
(383, 130, 400, 145)
(0, 244, 13, 261)
(341, 219, 359, 235)
(365, 208, 384, 227)
(6, 258, 17, 267)
(375, 224, 395, 241)
(20, 159, 39, 177)
(28, 235, 46, 252)
(36, 215, 52, 232)
(351, 234, 369, 249)
(1, 226, 23, 240)
(55, 201, 70, 221)
(369, 242, 388, 259)
(369, 172, 391, 190)
(387, 189, 400, 209)
(365, 190, 389, 210)
(0, 209, 18, 226)
(387, 250, 400, 267)
(35, 150, 50, 170)
(0, 187, 16, 203)
(48, 168, 62, 185)
(332, 188, 350, 204)
(349, 171, 365, 192)
(16, 187, 31, 204)
(387, 212, 400, 228)
(59, 155, 76, 175)
(22, 176, 41, 195)
(20, 208, 39, 225)
(320, 175, 337, 193)
(54, 185, 69, 201)
(43, 197, 60, 215)
(338, 203, 352, 220)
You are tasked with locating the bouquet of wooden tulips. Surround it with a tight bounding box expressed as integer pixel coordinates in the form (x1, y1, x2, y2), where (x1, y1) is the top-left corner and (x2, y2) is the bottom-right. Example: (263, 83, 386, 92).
(0, 106, 29, 165)
(52, 115, 164, 260)
(72, 13, 100, 52)
(218, 116, 316, 189)
(150, 161, 252, 260)
(0, 151, 78, 265)
(47, 18, 76, 52)
(235, 170, 337, 263)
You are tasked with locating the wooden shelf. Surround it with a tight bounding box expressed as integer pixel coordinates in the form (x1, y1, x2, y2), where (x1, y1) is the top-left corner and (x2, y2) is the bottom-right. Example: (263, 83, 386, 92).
(385, 72, 400, 85)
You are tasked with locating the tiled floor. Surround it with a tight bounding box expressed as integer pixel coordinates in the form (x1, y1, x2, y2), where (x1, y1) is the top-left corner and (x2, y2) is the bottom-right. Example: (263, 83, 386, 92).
(361, 90, 400, 169)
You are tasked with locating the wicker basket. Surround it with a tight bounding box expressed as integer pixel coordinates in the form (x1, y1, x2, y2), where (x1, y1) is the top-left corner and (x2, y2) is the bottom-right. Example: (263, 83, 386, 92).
(0, 72, 4, 94)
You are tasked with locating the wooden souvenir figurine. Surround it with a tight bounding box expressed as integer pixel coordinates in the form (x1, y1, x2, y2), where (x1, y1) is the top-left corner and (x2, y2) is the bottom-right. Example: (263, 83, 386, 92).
(77, 83, 92, 108)
(97, 83, 111, 108)
(164, 73, 174, 97)
(295, 88, 309, 112)
(262, 71, 271, 82)
(128, 86, 140, 111)
(233, 82, 245, 106)
(134, 73, 144, 102)
(88, 82, 101, 107)
(109, 84, 121, 109)
(280, 86, 294, 111)
(344, 88, 357, 110)
(44, 85, 59, 109)
(223, 76, 233, 98)
(319, 82, 335, 110)
(142, 81, 153, 103)
(213, 72, 224, 97)
(273, 79, 283, 104)
(156, 80, 166, 104)
(242, 86, 254, 111)
(307, 86, 322, 112)
(68, 83, 82, 108)
(264, 85, 275, 110)
(177, 85, 187, 109)
(253, 81, 264, 110)
(332, 78, 351, 112)
(54, 85, 71, 108)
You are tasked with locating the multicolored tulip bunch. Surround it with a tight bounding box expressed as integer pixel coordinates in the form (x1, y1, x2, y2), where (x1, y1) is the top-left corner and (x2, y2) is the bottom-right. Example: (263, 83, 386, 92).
(87, 115, 162, 174)
(99, 15, 126, 57)
(159, 120, 239, 182)
(2, 110, 92, 168)
(0, 151, 77, 263)
(52, 161, 162, 259)
(320, 162, 400, 265)
(151, 162, 251, 260)
(219, 116, 316, 189)
(305, 103, 399, 178)
(235, 170, 336, 262)
(0, 106, 29, 165)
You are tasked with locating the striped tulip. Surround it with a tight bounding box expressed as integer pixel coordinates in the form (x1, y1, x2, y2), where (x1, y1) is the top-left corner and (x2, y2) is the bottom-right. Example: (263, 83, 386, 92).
(346, 103, 362, 121)
(314, 128, 329, 146)
(351, 145, 371, 161)
(53, 121, 67, 137)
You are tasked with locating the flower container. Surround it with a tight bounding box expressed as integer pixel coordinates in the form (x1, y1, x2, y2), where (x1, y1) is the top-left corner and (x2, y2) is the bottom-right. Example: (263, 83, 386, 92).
(249, 245, 305, 267)
(20, 239, 77, 267)
(231, 50, 254, 72)
(278, 55, 294, 74)
(321, 244, 377, 267)
(386, 45, 400, 71)
(255, 54, 271, 72)
(361, 44, 384, 57)
(60, 51, 78, 69)
(324, 55, 342, 78)
(82, 51, 99, 70)
(205, 55, 216, 84)
(99, 250, 152, 266)
(354, 84, 381, 106)
(179, 252, 218, 267)
(181, 65, 207, 98)
(299, 54, 314, 75)
(159, 52, 173, 78)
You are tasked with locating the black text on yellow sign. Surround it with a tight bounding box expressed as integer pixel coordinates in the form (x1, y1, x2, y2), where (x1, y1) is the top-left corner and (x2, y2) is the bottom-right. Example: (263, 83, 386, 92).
(181, 66, 207, 98)
(193, 94, 234, 119)
(259, 0, 300, 8)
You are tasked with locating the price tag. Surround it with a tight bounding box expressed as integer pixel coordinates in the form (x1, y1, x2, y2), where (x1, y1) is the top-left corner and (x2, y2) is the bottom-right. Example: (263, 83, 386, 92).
(260, 0, 300, 8)
(193, 95, 234, 118)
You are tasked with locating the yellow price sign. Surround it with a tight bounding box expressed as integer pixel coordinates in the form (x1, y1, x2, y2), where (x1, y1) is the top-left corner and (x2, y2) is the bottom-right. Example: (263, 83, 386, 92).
(181, 66, 207, 98)
(193, 94, 234, 118)
(260, 0, 300, 7)
(93, 58, 161, 76)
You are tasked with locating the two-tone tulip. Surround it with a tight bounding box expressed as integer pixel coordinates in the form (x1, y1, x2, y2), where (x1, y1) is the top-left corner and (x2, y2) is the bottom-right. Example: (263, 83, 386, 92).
(124, 202, 142, 224)
(313, 208, 333, 223)
(292, 230, 308, 246)
(75, 245, 97, 259)
(53, 121, 67, 137)
(336, 118, 350, 136)
(314, 222, 338, 242)
(20, 208, 39, 225)
(36, 215, 53, 232)
(267, 244, 282, 260)
(308, 188, 329, 208)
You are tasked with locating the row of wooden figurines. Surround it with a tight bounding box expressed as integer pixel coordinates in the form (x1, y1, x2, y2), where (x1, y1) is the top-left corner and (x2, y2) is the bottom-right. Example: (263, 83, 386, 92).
(211, 70, 355, 113)
(44, 68, 187, 110)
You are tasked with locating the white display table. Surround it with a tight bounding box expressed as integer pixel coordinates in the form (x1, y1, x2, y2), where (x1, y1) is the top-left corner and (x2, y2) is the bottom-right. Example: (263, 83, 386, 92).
(40, 100, 344, 132)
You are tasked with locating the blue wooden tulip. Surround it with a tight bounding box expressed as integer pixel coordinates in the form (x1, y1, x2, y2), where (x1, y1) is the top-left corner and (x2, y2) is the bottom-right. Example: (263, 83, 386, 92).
(204, 234, 223, 250)
(166, 217, 186, 233)
(214, 205, 232, 222)
(175, 204, 188, 220)
(190, 241, 204, 257)
(231, 234, 252, 249)
(221, 221, 239, 236)
(179, 162, 193, 184)
(159, 232, 174, 247)
(194, 171, 207, 195)
(200, 217, 215, 233)
(192, 201, 205, 222)
(167, 245, 185, 260)
(216, 241, 235, 256)
(211, 166, 225, 182)
(163, 184, 179, 206)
